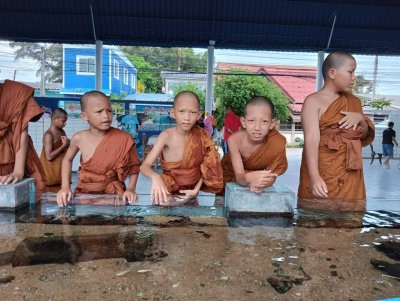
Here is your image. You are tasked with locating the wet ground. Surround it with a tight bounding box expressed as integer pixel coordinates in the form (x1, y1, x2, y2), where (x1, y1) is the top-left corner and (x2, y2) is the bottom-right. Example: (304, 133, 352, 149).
(0, 148, 399, 300)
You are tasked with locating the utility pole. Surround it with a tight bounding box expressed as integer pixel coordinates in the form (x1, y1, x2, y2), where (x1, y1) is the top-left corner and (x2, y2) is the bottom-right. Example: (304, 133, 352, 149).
(372, 55, 378, 100)
(40, 46, 46, 97)
(13, 70, 17, 80)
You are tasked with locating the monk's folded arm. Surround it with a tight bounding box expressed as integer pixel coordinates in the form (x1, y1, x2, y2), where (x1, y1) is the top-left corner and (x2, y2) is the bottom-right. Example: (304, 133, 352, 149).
(228, 138, 249, 186)
(60, 141, 79, 190)
(126, 173, 139, 193)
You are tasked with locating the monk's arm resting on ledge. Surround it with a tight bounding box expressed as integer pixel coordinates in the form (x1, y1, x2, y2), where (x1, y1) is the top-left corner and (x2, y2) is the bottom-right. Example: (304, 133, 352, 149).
(140, 132, 170, 204)
(123, 173, 139, 204)
(180, 177, 203, 196)
(57, 134, 80, 207)
(0, 128, 29, 185)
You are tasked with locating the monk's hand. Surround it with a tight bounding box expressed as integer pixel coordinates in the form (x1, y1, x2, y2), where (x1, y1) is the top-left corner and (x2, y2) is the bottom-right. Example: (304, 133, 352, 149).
(122, 190, 138, 205)
(246, 170, 277, 192)
(61, 136, 70, 147)
(339, 111, 364, 130)
(179, 189, 199, 197)
(311, 176, 328, 198)
(151, 176, 170, 205)
(0, 172, 24, 185)
(57, 188, 73, 207)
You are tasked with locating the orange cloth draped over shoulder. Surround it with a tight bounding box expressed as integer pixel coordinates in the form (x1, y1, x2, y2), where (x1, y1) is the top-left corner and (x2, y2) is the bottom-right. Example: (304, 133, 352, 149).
(75, 127, 141, 195)
(0, 80, 46, 194)
(40, 129, 67, 192)
(221, 127, 288, 183)
(298, 92, 375, 211)
(160, 126, 223, 194)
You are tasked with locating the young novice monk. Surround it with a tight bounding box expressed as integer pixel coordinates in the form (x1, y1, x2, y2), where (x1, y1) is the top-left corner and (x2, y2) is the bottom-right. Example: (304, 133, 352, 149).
(140, 91, 223, 205)
(221, 96, 287, 192)
(298, 51, 375, 211)
(40, 108, 70, 192)
(0, 80, 46, 195)
(57, 91, 141, 207)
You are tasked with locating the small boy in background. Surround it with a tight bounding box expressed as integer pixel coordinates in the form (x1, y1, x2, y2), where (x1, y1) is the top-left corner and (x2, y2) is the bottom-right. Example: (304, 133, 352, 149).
(221, 96, 287, 192)
(57, 91, 141, 207)
(40, 108, 70, 192)
(140, 91, 223, 205)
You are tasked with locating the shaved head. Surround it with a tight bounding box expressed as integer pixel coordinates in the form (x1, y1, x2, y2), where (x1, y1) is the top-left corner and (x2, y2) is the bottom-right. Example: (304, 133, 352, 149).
(322, 51, 355, 79)
(51, 108, 67, 120)
(245, 96, 275, 117)
(173, 91, 200, 109)
(80, 90, 109, 112)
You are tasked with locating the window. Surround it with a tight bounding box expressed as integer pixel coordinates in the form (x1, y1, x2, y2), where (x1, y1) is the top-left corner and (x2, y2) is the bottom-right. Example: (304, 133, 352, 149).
(114, 60, 119, 79)
(76, 56, 95, 74)
(131, 74, 136, 89)
(123, 68, 129, 85)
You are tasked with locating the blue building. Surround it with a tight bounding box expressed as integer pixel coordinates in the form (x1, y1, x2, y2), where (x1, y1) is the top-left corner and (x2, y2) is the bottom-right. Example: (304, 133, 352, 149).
(61, 44, 137, 97)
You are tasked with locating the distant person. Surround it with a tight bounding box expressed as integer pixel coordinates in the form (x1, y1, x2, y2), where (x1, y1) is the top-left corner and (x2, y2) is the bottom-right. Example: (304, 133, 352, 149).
(223, 105, 241, 153)
(0, 80, 46, 195)
(57, 91, 141, 207)
(203, 111, 216, 137)
(40, 108, 70, 192)
(298, 51, 375, 212)
(221, 96, 287, 192)
(140, 91, 223, 205)
(382, 121, 398, 168)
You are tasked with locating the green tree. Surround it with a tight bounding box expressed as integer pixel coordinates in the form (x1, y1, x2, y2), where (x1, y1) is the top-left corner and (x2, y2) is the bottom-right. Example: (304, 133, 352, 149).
(122, 46, 207, 72)
(214, 69, 291, 127)
(126, 54, 162, 92)
(370, 97, 391, 110)
(9, 42, 62, 83)
(172, 82, 206, 111)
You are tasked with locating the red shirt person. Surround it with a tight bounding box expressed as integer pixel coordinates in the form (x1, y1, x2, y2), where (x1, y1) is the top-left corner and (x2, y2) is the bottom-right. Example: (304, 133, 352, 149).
(223, 105, 241, 151)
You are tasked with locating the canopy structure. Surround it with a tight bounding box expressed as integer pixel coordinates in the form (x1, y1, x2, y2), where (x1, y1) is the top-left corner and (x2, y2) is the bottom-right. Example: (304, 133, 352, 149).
(1, 0, 400, 54)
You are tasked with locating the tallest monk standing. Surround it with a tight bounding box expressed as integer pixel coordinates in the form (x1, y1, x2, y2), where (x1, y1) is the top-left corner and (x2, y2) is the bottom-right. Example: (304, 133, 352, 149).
(0, 80, 46, 194)
(298, 51, 375, 212)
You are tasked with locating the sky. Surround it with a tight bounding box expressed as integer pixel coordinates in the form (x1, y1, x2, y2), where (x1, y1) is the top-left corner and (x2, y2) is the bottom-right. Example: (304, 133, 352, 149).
(1, 40, 400, 95)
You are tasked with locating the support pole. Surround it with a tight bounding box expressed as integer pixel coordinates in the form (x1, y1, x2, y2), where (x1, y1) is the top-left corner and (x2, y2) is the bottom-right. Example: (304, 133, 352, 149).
(95, 40, 103, 91)
(205, 40, 215, 114)
(316, 51, 324, 91)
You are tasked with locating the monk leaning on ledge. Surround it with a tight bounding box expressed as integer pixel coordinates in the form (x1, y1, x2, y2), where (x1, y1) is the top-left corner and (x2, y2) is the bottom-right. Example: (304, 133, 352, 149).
(140, 91, 223, 205)
(0, 80, 46, 195)
(221, 96, 288, 192)
(57, 91, 141, 207)
(298, 51, 375, 212)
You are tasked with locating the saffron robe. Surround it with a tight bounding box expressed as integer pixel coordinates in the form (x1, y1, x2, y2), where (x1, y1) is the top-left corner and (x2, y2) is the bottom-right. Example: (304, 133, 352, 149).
(221, 128, 288, 183)
(40, 129, 67, 192)
(0, 80, 46, 194)
(160, 126, 223, 194)
(298, 92, 375, 211)
(75, 127, 141, 195)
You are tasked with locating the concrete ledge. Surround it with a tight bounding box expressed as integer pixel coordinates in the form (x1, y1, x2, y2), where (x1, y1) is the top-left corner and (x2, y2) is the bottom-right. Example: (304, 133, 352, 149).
(224, 182, 295, 216)
(0, 178, 35, 209)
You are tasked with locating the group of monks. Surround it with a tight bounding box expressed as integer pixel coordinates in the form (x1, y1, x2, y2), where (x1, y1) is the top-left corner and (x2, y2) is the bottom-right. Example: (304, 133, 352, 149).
(0, 51, 375, 212)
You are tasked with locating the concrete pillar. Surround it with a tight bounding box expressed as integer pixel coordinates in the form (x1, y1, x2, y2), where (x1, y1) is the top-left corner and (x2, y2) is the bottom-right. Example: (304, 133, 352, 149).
(95, 40, 103, 91)
(205, 41, 215, 114)
(316, 51, 324, 91)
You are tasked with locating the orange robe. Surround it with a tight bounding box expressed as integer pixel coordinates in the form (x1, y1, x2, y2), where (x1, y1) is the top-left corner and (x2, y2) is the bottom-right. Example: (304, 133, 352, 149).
(0, 80, 46, 195)
(160, 126, 223, 194)
(75, 127, 141, 195)
(221, 127, 288, 183)
(298, 92, 375, 211)
(40, 129, 67, 192)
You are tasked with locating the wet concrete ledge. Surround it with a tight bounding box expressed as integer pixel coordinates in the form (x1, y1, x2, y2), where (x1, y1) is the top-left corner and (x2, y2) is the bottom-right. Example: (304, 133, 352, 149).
(0, 178, 35, 210)
(224, 183, 295, 216)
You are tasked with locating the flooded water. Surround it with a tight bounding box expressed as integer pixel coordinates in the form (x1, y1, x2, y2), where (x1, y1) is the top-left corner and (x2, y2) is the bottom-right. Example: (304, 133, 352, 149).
(0, 192, 399, 300)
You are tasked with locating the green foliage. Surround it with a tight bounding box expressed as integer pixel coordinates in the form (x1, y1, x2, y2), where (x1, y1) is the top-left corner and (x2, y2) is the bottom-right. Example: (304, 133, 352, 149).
(214, 69, 291, 127)
(110, 92, 127, 100)
(9, 42, 62, 83)
(353, 74, 373, 94)
(121, 46, 207, 72)
(370, 97, 391, 110)
(126, 54, 162, 92)
(172, 82, 206, 111)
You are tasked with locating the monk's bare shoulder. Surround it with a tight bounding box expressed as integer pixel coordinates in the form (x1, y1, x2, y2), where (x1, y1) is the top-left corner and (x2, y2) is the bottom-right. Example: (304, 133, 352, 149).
(70, 130, 89, 146)
(303, 92, 323, 108)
